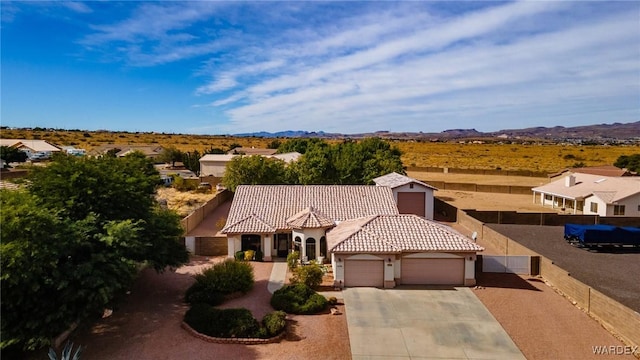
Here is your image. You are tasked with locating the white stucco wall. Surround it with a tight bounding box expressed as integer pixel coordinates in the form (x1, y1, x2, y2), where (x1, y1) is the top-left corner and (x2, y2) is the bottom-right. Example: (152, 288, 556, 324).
(200, 161, 228, 177)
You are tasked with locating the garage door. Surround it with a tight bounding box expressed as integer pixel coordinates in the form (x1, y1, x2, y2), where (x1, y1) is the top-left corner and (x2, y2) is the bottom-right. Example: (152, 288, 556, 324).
(401, 258, 464, 285)
(397, 192, 425, 217)
(344, 260, 384, 287)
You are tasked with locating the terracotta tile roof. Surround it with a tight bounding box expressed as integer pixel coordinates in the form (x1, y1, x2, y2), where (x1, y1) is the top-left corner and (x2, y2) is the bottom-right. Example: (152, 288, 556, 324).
(532, 173, 640, 203)
(222, 213, 276, 233)
(328, 214, 484, 253)
(222, 185, 398, 234)
(373, 172, 437, 190)
(286, 206, 335, 229)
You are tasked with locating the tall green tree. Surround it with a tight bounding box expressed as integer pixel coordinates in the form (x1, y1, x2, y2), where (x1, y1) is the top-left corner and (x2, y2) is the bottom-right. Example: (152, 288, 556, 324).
(182, 150, 201, 176)
(222, 156, 288, 191)
(0, 146, 28, 165)
(158, 146, 184, 167)
(614, 154, 640, 173)
(1, 154, 189, 352)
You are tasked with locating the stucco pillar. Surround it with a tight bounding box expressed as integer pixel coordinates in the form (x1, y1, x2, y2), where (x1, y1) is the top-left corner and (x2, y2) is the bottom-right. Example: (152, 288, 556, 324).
(384, 256, 396, 288)
(332, 254, 344, 288)
(264, 235, 272, 261)
(185, 236, 196, 254)
(227, 236, 236, 259)
(301, 237, 307, 261)
(464, 255, 476, 286)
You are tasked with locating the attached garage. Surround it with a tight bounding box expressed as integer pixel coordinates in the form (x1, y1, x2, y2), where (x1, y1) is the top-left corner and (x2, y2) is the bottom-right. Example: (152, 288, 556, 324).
(344, 260, 384, 287)
(401, 258, 464, 285)
(397, 192, 426, 217)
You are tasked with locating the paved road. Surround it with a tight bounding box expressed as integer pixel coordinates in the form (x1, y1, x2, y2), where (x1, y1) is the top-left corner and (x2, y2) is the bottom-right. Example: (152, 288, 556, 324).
(343, 286, 526, 360)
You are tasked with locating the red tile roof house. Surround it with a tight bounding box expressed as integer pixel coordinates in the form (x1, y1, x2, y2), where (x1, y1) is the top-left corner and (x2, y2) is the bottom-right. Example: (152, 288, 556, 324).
(221, 184, 483, 288)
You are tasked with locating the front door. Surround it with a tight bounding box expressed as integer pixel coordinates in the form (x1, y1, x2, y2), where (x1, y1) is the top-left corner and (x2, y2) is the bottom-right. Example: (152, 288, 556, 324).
(277, 233, 290, 257)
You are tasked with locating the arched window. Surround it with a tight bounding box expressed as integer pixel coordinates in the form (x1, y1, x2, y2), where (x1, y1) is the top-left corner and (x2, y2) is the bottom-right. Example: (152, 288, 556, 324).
(294, 236, 301, 252)
(320, 236, 327, 257)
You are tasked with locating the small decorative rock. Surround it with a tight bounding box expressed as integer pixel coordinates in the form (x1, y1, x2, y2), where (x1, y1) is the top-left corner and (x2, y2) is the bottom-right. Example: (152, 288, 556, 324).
(330, 307, 341, 315)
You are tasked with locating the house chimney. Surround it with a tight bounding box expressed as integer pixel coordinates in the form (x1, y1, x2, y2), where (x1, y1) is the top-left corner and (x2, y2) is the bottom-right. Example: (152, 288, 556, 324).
(565, 175, 576, 187)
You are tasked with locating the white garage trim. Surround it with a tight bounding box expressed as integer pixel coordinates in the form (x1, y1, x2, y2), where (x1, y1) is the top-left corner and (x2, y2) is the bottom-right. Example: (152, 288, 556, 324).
(344, 260, 384, 287)
(403, 253, 463, 259)
(401, 258, 465, 285)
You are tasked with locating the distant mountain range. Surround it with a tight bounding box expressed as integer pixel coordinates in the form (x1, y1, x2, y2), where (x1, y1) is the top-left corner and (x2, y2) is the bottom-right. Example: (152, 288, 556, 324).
(234, 121, 640, 142)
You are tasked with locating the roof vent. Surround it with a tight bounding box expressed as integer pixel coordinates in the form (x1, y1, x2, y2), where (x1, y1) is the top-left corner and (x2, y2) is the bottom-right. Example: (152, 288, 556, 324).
(565, 175, 576, 187)
(594, 178, 607, 183)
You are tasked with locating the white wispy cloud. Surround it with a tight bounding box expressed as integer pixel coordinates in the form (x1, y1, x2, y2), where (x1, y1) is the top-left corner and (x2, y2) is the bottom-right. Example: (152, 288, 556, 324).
(76, 1, 640, 133)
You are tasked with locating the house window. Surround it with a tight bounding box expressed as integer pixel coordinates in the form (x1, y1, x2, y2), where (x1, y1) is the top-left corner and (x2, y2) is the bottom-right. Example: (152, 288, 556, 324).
(545, 194, 553, 201)
(241, 234, 261, 252)
(409, 183, 414, 189)
(320, 236, 327, 257)
(614, 205, 625, 215)
(590, 203, 598, 213)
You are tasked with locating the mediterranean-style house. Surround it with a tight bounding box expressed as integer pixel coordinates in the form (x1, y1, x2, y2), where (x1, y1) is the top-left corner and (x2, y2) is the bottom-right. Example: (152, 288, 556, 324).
(221, 182, 483, 288)
(532, 173, 640, 216)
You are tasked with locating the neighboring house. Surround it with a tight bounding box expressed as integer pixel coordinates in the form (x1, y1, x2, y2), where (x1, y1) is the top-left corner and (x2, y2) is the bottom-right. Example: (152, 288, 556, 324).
(0, 139, 61, 159)
(532, 174, 640, 216)
(89, 144, 163, 160)
(199, 154, 237, 177)
(199, 152, 301, 177)
(227, 147, 278, 156)
(221, 183, 483, 288)
(550, 165, 637, 178)
(373, 172, 437, 220)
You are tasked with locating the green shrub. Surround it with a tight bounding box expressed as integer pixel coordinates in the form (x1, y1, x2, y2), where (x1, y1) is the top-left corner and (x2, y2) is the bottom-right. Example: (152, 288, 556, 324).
(270, 283, 328, 314)
(184, 305, 260, 338)
(254, 249, 264, 262)
(234, 251, 245, 261)
(244, 249, 255, 261)
(291, 263, 324, 289)
(187, 259, 254, 306)
(262, 311, 287, 337)
(184, 282, 225, 306)
(287, 251, 300, 270)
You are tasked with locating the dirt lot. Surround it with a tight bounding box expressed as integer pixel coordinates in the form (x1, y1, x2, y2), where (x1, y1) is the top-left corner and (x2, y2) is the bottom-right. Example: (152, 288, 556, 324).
(486, 224, 640, 312)
(407, 171, 551, 187)
(72, 258, 350, 360)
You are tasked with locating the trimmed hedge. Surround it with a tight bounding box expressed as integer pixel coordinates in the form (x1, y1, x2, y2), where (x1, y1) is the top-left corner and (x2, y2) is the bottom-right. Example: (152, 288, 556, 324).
(262, 311, 287, 337)
(185, 259, 254, 305)
(270, 283, 328, 314)
(184, 305, 260, 338)
(184, 305, 287, 339)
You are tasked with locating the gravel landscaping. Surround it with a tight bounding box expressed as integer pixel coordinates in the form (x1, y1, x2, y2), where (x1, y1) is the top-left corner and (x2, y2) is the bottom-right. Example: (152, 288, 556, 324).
(71, 257, 350, 360)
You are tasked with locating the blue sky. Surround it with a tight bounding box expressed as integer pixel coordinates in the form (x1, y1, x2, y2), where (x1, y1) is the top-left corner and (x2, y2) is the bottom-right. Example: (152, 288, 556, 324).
(1, 1, 639, 135)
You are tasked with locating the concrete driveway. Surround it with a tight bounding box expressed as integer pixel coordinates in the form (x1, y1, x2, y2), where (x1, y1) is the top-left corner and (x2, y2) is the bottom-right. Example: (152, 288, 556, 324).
(343, 286, 526, 360)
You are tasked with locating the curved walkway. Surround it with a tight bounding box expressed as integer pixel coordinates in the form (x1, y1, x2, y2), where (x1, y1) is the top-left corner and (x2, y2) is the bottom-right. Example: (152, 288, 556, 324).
(267, 261, 288, 294)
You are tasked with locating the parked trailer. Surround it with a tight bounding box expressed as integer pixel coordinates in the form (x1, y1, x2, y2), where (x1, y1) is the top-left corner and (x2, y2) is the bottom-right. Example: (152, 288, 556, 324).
(564, 223, 640, 247)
